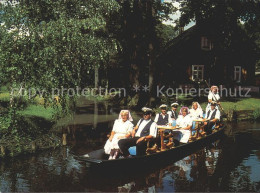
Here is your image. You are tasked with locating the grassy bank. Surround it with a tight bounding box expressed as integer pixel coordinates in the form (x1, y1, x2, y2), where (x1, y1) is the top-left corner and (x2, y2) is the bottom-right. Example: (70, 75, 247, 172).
(0, 89, 63, 158)
(200, 98, 260, 111)
(162, 95, 260, 120)
(17, 105, 57, 121)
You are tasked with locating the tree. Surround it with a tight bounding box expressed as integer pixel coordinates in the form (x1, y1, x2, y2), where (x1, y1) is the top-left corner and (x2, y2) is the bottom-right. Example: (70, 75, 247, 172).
(0, 0, 119, 109)
(110, 0, 177, 107)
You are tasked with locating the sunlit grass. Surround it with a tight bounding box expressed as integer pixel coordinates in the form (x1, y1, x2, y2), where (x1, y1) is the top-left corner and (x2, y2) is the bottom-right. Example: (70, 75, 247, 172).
(0, 92, 10, 102)
(200, 98, 260, 111)
(18, 105, 56, 120)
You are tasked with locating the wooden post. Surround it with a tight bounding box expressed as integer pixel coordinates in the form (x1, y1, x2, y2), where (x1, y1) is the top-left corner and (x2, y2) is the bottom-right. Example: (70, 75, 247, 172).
(1, 146, 6, 156)
(62, 133, 67, 146)
(31, 141, 36, 152)
(160, 130, 166, 151)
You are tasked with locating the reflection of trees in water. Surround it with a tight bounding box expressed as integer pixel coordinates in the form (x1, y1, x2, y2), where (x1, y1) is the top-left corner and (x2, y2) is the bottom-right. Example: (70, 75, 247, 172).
(0, 148, 86, 192)
(1, 129, 260, 192)
(116, 145, 222, 192)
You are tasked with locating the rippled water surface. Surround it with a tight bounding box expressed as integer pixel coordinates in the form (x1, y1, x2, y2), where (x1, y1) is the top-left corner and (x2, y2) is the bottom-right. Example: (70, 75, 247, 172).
(1, 101, 260, 192)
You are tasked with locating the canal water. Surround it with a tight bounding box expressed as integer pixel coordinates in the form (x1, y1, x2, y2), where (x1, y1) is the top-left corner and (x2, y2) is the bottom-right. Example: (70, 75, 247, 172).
(0, 100, 260, 192)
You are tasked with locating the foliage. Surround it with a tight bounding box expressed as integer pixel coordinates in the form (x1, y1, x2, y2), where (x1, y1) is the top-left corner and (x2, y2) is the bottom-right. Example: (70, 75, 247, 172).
(156, 23, 178, 48)
(0, 0, 120, 111)
(176, 0, 259, 51)
(252, 108, 260, 120)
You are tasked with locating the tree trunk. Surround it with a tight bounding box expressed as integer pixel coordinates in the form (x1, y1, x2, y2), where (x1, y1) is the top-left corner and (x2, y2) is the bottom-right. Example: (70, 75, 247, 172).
(94, 65, 99, 89)
(147, 0, 158, 107)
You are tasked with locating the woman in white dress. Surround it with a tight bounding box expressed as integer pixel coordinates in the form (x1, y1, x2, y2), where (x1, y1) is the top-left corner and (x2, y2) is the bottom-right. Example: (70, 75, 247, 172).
(174, 107, 192, 143)
(189, 102, 203, 121)
(104, 110, 134, 159)
(206, 85, 220, 112)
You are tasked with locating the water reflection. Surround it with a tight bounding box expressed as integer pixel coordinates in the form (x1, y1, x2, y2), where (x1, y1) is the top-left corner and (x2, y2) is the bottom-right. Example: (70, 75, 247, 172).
(1, 98, 260, 192)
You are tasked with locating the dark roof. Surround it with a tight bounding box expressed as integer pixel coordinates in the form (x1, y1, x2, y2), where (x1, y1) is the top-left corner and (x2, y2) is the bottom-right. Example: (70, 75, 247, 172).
(157, 25, 198, 60)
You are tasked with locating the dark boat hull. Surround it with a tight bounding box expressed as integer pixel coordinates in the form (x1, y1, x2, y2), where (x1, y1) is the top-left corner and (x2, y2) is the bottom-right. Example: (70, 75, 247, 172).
(79, 127, 225, 174)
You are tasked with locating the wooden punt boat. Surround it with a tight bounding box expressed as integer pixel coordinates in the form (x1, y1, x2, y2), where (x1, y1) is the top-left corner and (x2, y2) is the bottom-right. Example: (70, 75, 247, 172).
(78, 126, 225, 174)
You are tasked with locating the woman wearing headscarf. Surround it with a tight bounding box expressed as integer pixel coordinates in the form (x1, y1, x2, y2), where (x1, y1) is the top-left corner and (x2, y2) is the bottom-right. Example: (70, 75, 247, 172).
(173, 107, 192, 144)
(189, 102, 203, 121)
(206, 85, 220, 112)
(104, 110, 134, 159)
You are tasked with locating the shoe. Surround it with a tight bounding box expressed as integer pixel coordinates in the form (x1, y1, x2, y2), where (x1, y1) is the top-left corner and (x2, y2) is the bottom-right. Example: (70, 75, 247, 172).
(201, 131, 206, 135)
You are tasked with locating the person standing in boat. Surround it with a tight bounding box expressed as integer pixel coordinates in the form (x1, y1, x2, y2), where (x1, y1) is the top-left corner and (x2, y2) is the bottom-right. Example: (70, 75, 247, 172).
(118, 107, 157, 157)
(189, 102, 203, 121)
(154, 104, 172, 126)
(206, 85, 221, 112)
(167, 102, 179, 121)
(171, 107, 192, 144)
(203, 102, 220, 135)
(104, 110, 134, 159)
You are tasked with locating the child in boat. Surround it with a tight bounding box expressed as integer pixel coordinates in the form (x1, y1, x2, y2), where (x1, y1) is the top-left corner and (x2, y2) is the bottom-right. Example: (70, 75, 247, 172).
(104, 110, 134, 160)
(203, 101, 221, 135)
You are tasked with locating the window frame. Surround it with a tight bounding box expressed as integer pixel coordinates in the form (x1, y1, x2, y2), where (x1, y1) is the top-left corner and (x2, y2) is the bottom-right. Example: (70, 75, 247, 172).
(234, 66, 241, 83)
(192, 65, 204, 81)
(201, 36, 213, 50)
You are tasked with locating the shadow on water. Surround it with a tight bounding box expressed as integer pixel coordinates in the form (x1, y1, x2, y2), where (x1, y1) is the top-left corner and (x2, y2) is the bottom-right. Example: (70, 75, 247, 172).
(1, 100, 260, 192)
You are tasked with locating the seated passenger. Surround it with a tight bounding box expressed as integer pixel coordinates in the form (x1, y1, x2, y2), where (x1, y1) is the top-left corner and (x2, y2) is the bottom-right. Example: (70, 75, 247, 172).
(154, 104, 171, 126)
(172, 107, 192, 144)
(167, 102, 179, 121)
(118, 107, 157, 157)
(104, 110, 133, 159)
(189, 102, 203, 121)
(203, 102, 221, 135)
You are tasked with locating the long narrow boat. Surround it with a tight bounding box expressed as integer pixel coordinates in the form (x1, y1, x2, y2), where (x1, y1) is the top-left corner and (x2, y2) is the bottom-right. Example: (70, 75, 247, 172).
(79, 126, 225, 174)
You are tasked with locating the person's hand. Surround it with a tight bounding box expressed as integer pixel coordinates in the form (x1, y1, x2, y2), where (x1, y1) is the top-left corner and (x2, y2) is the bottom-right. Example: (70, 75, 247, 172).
(109, 136, 113, 141)
(204, 122, 208, 126)
(131, 130, 136, 138)
(136, 137, 145, 144)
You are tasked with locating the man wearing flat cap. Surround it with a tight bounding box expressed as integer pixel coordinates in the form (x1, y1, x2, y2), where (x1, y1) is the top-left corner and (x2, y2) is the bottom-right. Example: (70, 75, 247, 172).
(203, 101, 221, 135)
(118, 107, 158, 157)
(154, 104, 171, 126)
(167, 102, 179, 121)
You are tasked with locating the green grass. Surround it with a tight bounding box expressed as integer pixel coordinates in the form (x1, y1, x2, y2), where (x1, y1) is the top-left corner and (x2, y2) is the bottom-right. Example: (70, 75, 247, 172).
(0, 92, 10, 102)
(18, 105, 56, 120)
(200, 98, 260, 111)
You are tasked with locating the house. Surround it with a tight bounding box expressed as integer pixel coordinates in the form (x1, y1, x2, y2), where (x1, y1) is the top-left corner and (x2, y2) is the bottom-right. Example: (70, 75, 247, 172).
(157, 22, 257, 88)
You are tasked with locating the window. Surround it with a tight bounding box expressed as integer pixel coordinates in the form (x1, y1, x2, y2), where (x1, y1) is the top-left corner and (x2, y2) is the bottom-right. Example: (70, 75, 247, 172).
(234, 66, 241, 83)
(201, 36, 213, 50)
(192, 65, 204, 81)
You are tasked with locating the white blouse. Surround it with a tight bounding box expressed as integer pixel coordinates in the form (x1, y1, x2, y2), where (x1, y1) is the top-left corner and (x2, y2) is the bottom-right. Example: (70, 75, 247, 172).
(208, 92, 220, 102)
(176, 115, 193, 128)
(189, 108, 203, 120)
(112, 119, 133, 135)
